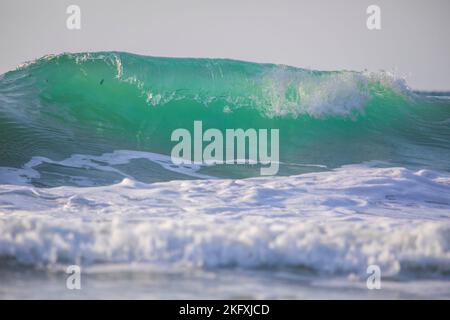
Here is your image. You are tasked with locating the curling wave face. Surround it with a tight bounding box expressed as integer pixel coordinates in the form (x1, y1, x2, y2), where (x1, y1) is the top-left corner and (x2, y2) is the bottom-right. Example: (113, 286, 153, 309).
(0, 52, 450, 186)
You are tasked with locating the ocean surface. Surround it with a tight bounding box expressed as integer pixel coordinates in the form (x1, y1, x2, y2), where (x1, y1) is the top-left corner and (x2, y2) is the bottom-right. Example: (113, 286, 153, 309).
(0, 52, 449, 299)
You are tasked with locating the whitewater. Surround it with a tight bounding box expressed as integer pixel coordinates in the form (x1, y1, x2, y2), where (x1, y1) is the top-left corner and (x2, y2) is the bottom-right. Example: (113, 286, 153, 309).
(0, 52, 449, 299)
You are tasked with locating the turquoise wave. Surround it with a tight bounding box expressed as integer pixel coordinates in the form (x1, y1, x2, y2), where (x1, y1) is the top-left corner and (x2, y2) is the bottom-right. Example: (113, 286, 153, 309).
(0, 52, 449, 185)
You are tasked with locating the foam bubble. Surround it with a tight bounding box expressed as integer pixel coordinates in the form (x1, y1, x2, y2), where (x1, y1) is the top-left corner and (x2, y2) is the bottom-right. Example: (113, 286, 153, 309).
(0, 165, 449, 277)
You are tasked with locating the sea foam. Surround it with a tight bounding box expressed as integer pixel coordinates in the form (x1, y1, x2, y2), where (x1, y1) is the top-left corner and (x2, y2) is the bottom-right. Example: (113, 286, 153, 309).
(1, 165, 449, 277)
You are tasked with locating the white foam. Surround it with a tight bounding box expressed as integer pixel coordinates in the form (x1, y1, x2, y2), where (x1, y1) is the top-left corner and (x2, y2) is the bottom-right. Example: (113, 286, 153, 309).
(0, 150, 213, 186)
(0, 165, 449, 277)
(256, 68, 409, 118)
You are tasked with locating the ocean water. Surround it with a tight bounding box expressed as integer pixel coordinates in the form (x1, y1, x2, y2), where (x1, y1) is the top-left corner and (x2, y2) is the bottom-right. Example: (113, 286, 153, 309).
(0, 52, 449, 299)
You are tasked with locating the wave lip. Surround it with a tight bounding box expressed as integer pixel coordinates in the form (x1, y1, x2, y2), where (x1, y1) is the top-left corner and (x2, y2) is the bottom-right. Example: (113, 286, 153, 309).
(4, 51, 411, 117)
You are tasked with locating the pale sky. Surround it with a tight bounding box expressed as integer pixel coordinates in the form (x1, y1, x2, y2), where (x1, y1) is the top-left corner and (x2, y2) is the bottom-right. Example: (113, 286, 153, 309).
(1, 0, 449, 90)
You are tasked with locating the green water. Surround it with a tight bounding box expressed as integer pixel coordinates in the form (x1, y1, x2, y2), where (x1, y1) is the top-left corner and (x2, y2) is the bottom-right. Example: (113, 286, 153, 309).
(0, 52, 449, 185)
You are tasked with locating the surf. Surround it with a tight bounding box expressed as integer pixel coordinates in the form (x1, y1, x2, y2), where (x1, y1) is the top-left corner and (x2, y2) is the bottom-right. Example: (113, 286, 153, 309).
(1, 52, 449, 186)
